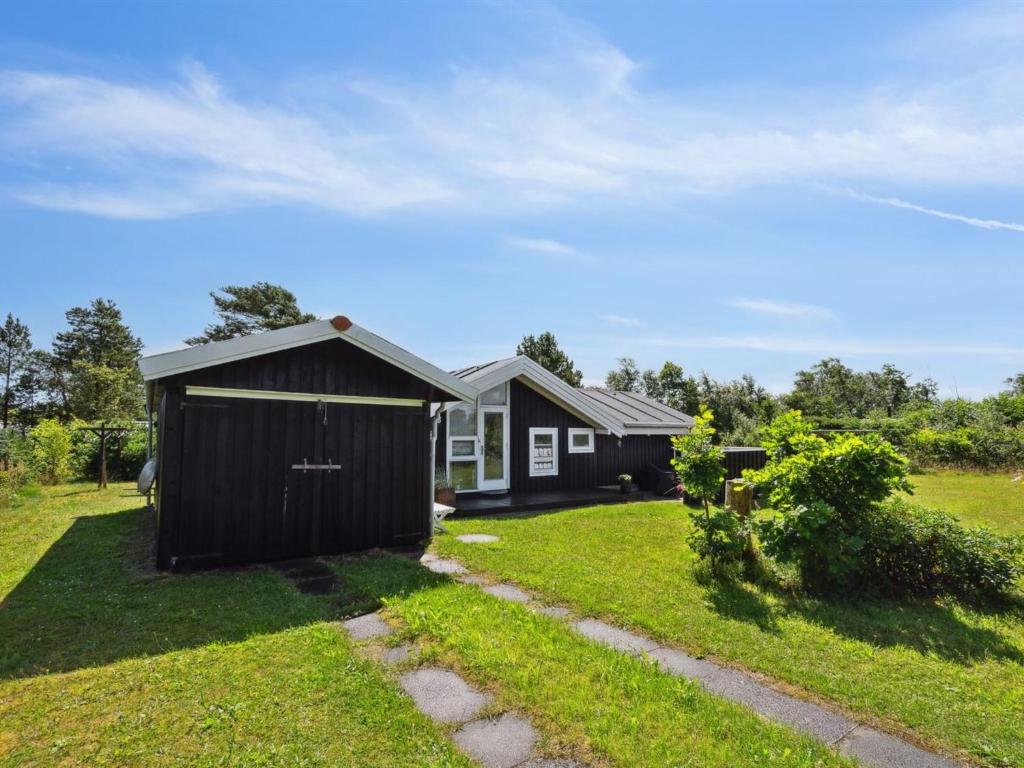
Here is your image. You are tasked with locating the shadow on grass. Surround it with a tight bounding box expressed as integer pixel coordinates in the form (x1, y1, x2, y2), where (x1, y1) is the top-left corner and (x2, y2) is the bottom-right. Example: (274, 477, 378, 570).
(702, 573, 1024, 665)
(0, 507, 451, 680)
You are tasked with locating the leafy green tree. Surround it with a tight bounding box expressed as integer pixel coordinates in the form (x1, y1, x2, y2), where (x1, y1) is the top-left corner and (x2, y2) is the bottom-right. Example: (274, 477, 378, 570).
(605, 357, 641, 392)
(671, 406, 726, 515)
(27, 418, 72, 484)
(1004, 373, 1024, 397)
(186, 282, 318, 345)
(671, 407, 735, 568)
(696, 373, 780, 444)
(52, 299, 143, 423)
(748, 411, 911, 591)
(0, 314, 32, 430)
(640, 361, 701, 414)
(516, 332, 583, 387)
(786, 358, 866, 419)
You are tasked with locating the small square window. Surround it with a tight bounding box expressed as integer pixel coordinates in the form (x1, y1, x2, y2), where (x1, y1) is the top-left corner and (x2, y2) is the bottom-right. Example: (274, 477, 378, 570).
(568, 428, 594, 454)
(528, 428, 558, 476)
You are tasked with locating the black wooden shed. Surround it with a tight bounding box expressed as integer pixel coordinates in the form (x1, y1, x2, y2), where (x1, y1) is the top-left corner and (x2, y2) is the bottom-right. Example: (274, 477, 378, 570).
(139, 317, 475, 570)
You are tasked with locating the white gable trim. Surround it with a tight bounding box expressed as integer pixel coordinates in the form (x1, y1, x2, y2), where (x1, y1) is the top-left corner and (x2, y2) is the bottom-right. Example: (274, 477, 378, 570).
(138, 318, 477, 403)
(459, 357, 625, 437)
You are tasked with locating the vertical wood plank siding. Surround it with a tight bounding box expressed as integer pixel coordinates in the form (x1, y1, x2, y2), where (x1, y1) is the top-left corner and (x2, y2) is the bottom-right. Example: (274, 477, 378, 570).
(508, 380, 675, 492)
(156, 337, 432, 570)
(722, 448, 768, 480)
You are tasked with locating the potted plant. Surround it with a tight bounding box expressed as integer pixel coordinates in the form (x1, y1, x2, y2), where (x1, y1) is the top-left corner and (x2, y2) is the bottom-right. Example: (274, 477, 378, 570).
(434, 469, 456, 507)
(618, 473, 632, 494)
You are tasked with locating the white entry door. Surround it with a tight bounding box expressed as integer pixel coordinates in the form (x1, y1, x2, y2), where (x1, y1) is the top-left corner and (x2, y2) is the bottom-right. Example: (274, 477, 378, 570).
(478, 406, 509, 491)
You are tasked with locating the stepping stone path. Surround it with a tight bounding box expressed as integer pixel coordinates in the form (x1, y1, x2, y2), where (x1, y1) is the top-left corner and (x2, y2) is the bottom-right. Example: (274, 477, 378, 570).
(482, 583, 532, 604)
(399, 668, 492, 723)
(343, 609, 584, 767)
(435, 556, 959, 768)
(342, 613, 391, 640)
(535, 605, 570, 619)
(454, 713, 537, 768)
(457, 534, 500, 544)
(382, 643, 411, 664)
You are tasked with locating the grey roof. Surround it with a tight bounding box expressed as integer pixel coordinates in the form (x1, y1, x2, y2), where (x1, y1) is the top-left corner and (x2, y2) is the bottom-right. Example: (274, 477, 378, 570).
(451, 358, 518, 381)
(450, 356, 692, 435)
(580, 387, 695, 433)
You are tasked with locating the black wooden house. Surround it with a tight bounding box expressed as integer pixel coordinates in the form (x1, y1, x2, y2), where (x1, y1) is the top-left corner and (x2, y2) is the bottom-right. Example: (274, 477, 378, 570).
(435, 356, 695, 504)
(139, 316, 475, 570)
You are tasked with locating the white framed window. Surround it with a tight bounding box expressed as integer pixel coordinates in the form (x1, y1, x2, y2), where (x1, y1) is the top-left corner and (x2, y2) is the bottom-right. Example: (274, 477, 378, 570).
(528, 427, 558, 477)
(567, 427, 594, 454)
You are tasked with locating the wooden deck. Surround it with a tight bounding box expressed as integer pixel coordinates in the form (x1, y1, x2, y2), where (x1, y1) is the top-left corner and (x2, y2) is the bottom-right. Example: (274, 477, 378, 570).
(452, 485, 657, 516)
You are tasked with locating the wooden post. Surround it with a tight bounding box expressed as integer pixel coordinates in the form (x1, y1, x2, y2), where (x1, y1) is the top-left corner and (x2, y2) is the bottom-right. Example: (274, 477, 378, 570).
(725, 479, 756, 563)
(79, 425, 130, 490)
(98, 425, 107, 489)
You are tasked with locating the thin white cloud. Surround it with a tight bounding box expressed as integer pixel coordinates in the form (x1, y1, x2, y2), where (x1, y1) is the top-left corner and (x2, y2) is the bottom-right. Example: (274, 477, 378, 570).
(631, 334, 1024, 358)
(506, 237, 577, 255)
(0, 63, 449, 219)
(5, 7, 1024, 219)
(727, 299, 835, 320)
(601, 314, 644, 327)
(844, 189, 1024, 233)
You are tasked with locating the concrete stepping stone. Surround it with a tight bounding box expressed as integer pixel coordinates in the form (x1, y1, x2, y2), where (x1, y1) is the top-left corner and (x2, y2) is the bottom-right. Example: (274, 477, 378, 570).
(420, 552, 439, 563)
(454, 713, 537, 768)
(449, 565, 956, 768)
(457, 533, 500, 543)
(399, 668, 491, 723)
(535, 605, 570, 619)
(837, 725, 958, 768)
(424, 558, 467, 575)
(342, 613, 392, 640)
(382, 643, 411, 664)
(648, 647, 720, 680)
(572, 618, 659, 656)
(701, 666, 855, 745)
(482, 583, 532, 603)
(456, 574, 488, 585)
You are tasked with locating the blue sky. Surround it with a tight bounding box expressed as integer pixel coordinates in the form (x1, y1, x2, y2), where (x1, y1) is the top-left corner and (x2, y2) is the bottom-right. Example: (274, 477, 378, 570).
(2, 0, 1022, 396)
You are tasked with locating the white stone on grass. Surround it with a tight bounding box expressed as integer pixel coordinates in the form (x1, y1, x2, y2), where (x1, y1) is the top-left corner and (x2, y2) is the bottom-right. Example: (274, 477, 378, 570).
(457, 533, 500, 544)
(423, 558, 466, 575)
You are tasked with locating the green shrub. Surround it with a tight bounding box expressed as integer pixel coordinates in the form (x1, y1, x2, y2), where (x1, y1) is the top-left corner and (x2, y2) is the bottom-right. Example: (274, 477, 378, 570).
(756, 500, 868, 590)
(748, 412, 910, 592)
(0, 461, 33, 505)
(672, 408, 744, 571)
(27, 419, 72, 484)
(686, 506, 749, 572)
(861, 499, 1023, 600)
(671, 406, 725, 514)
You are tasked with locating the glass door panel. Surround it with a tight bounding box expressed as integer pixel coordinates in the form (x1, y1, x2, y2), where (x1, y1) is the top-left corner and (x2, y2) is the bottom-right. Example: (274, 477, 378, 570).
(482, 411, 504, 481)
(478, 406, 508, 490)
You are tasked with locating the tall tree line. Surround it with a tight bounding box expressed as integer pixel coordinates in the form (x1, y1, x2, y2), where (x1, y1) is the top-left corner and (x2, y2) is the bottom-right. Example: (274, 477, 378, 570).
(2, 282, 318, 434)
(0, 300, 144, 432)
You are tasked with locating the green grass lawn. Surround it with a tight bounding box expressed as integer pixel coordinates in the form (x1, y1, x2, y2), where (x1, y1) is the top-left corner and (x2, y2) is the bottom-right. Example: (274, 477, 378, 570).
(438, 502, 1024, 768)
(1, 483, 859, 768)
(906, 471, 1024, 534)
(0, 484, 473, 767)
(329, 554, 852, 768)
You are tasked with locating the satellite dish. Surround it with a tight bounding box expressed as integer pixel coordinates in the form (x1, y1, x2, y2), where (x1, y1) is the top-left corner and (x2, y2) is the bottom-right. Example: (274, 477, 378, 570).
(138, 458, 158, 495)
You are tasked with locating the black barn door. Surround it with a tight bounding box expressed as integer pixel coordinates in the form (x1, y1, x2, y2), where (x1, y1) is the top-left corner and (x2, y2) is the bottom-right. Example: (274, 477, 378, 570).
(176, 394, 428, 567)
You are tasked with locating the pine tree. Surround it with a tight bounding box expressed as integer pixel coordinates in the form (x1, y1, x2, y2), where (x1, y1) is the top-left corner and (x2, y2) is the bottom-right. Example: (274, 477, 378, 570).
(186, 282, 317, 345)
(515, 332, 583, 387)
